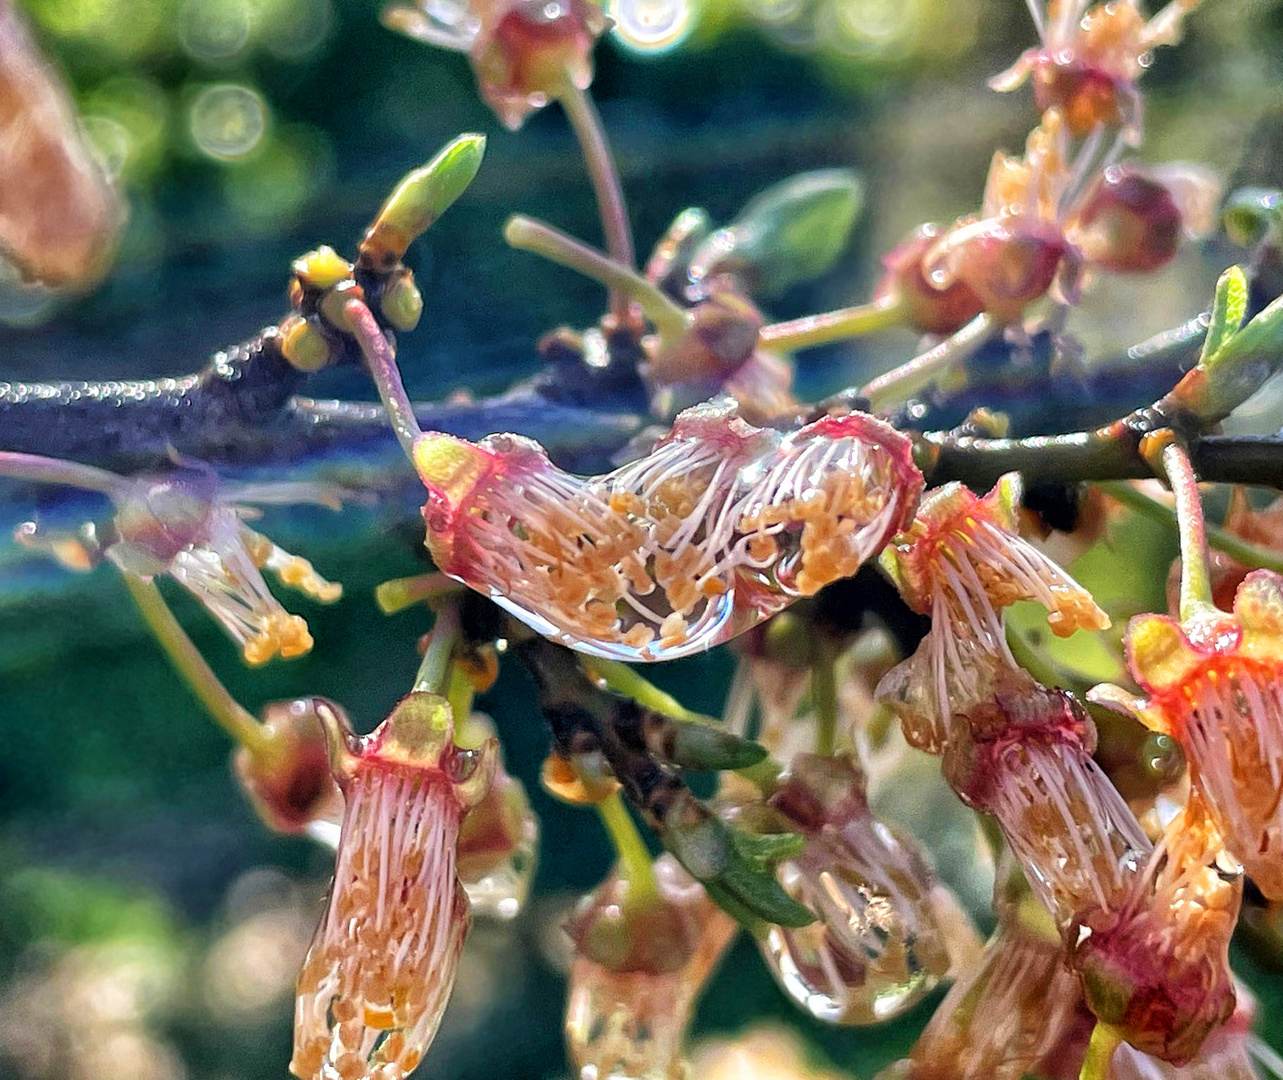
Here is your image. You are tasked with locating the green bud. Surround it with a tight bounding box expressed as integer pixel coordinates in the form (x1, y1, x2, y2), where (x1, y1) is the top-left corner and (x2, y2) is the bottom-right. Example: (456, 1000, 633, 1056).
(690, 169, 863, 297)
(667, 719, 768, 771)
(381, 272, 424, 332)
(1223, 187, 1283, 247)
(361, 133, 487, 264)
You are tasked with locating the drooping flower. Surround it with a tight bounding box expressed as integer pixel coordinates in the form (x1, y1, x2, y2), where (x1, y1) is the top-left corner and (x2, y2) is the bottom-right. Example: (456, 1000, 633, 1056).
(412, 401, 921, 661)
(733, 754, 956, 1025)
(291, 693, 496, 1080)
(878, 913, 1095, 1080)
(992, 0, 1203, 142)
(14, 460, 344, 665)
(877, 473, 1109, 753)
(1111, 985, 1263, 1080)
(564, 854, 737, 1080)
(1068, 795, 1241, 1063)
(1090, 570, 1283, 899)
(383, 0, 607, 130)
(233, 697, 346, 843)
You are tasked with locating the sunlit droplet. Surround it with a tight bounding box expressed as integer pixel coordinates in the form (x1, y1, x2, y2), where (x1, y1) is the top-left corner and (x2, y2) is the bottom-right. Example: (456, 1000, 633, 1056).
(610, 0, 690, 52)
(189, 84, 268, 160)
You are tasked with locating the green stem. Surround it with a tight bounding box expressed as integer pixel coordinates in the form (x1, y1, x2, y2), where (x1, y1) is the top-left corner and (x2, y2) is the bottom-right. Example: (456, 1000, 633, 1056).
(812, 652, 838, 756)
(447, 665, 475, 740)
(598, 791, 660, 909)
(1156, 440, 1215, 620)
(1098, 481, 1283, 577)
(414, 601, 460, 694)
(587, 658, 700, 721)
(344, 296, 421, 464)
(558, 78, 635, 322)
(1079, 1022, 1122, 1080)
(122, 574, 268, 756)
(504, 214, 689, 344)
(861, 313, 993, 409)
(758, 295, 904, 352)
(375, 571, 463, 615)
(0, 451, 124, 498)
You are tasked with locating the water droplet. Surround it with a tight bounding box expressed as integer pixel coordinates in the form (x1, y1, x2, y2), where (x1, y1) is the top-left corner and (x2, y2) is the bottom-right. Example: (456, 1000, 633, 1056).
(189, 84, 268, 161)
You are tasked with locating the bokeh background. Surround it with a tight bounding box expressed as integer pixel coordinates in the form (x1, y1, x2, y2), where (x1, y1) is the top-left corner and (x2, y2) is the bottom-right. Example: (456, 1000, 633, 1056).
(2, 0, 1283, 1077)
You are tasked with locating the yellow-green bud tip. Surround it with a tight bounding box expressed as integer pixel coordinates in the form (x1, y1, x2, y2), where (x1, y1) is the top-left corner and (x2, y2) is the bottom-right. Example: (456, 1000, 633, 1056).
(412, 433, 489, 507)
(364, 134, 487, 261)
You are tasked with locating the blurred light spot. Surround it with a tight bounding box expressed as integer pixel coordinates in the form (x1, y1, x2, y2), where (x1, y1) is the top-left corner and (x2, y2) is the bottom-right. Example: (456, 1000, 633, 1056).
(189, 84, 268, 160)
(741, 0, 809, 25)
(825, 0, 916, 57)
(203, 909, 312, 1019)
(610, 0, 690, 53)
(255, 0, 334, 60)
(179, 0, 253, 61)
(84, 77, 170, 181)
(223, 123, 334, 226)
(27, 0, 166, 59)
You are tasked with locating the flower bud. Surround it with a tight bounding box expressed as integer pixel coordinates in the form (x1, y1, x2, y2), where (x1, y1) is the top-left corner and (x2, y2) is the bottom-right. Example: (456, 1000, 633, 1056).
(234, 698, 345, 837)
(874, 223, 985, 335)
(470, 0, 607, 130)
(565, 855, 737, 1079)
(1075, 167, 1182, 274)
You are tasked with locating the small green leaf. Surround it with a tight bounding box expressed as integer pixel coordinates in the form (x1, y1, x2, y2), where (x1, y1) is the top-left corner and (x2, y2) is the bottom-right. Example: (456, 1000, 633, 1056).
(690, 169, 863, 297)
(1198, 265, 1248, 363)
(720, 856, 815, 928)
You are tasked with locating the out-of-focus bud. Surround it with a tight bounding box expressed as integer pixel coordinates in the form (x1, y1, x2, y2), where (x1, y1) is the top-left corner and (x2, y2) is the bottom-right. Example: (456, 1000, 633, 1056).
(646, 289, 762, 385)
(1075, 167, 1182, 274)
(0, 0, 123, 287)
(234, 698, 345, 837)
(455, 712, 539, 920)
(565, 854, 737, 1080)
(932, 217, 1069, 325)
(874, 223, 985, 335)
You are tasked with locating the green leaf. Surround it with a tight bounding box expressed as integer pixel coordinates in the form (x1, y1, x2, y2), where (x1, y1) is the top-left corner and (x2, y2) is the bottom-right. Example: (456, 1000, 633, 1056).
(668, 717, 769, 771)
(1198, 265, 1248, 364)
(690, 169, 863, 297)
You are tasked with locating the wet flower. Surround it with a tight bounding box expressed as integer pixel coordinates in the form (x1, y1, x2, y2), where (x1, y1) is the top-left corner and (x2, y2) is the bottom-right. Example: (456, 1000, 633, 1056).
(992, 0, 1203, 142)
(565, 854, 737, 1080)
(877, 474, 1109, 753)
(942, 670, 1150, 928)
(291, 693, 496, 1080)
(1090, 570, 1283, 899)
(1111, 985, 1262, 1080)
(1068, 795, 1241, 1063)
(742, 754, 955, 1025)
(412, 401, 920, 661)
(873, 223, 986, 336)
(383, 0, 607, 130)
(233, 697, 346, 842)
(879, 914, 1095, 1080)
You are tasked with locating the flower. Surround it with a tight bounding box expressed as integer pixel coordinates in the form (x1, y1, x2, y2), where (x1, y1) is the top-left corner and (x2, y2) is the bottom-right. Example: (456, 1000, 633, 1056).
(291, 693, 496, 1080)
(412, 401, 921, 661)
(1090, 570, 1283, 899)
(383, 0, 607, 130)
(1112, 984, 1261, 1080)
(740, 754, 956, 1025)
(105, 467, 343, 665)
(1068, 796, 1241, 1063)
(881, 914, 1094, 1080)
(877, 474, 1109, 753)
(941, 670, 1150, 928)
(564, 854, 737, 1080)
(992, 0, 1203, 142)
(233, 697, 346, 841)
